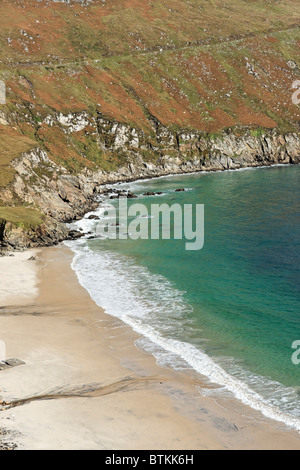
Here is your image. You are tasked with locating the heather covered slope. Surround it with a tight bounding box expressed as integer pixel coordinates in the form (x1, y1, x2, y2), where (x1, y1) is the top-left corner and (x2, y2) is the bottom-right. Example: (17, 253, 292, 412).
(1, 0, 300, 133)
(0, 0, 299, 247)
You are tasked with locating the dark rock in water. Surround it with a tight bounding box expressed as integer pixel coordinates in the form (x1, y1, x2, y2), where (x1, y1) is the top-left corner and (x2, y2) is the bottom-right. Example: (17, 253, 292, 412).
(68, 230, 84, 240)
(87, 215, 100, 220)
(127, 191, 138, 199)
(101, 188, 112, 195)
(28, 256, 37, 261)
(110, 190, 137, 199)
(175, 188, 185, 192)
(143, 191, 163, 196)
(87, 234, 105, 240)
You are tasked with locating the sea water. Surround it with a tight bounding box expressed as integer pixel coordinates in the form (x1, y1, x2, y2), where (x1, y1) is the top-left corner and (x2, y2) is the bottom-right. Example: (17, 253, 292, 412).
(66, 164, 300, 431)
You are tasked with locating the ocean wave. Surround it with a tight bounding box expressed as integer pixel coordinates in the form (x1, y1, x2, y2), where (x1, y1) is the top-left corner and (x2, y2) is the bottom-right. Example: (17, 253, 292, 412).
(65, 240, 300, 433)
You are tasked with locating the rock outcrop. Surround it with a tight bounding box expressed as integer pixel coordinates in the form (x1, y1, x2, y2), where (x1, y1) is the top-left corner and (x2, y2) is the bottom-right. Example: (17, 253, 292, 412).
(0, 216, 70, 250)
(0, 113, 299, 251)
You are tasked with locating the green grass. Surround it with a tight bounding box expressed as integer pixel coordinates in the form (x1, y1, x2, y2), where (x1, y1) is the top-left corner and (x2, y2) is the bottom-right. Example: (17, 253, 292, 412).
(250, 128, 266, 138)
(0, 206, 44, 229)
(0, 131, 36, 186)
(0, 0, 299, 186)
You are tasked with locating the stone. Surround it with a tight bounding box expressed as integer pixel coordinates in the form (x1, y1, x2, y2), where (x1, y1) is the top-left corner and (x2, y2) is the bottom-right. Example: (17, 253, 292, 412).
(0, 358, 25, 371)
(68, 230, 84, 240)
(127, 191, 138, 199)
(4, 358, 25, 367)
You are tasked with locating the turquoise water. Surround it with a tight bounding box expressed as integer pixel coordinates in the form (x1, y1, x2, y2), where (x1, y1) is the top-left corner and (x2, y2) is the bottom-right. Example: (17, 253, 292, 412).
(68, 164, 300, 429)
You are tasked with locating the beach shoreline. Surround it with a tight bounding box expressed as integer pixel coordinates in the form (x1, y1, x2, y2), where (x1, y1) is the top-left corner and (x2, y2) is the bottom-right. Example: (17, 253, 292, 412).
(0, 244, 300, 450)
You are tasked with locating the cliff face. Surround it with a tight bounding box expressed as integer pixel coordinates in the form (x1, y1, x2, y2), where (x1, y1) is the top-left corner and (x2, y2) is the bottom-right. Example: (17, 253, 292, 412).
(0, 216, 69, 251)
(0, 0, 300, 250)
(0, 110, 299, 250)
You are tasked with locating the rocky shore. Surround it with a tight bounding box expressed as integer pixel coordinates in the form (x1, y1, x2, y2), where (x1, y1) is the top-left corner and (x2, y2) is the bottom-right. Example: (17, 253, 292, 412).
(0, 116, 299, 252)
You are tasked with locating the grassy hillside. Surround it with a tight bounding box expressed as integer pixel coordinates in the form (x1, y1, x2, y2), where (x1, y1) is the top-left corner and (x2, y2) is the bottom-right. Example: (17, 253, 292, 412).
(0, 0, 299, 228)
(0, 0, 299, 62)
(0, 206, 44, 228)
(0, 126, 36, 187)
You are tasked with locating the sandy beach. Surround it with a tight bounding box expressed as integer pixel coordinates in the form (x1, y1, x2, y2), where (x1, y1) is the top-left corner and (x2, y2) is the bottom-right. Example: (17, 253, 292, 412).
(0, 244, 299, 450)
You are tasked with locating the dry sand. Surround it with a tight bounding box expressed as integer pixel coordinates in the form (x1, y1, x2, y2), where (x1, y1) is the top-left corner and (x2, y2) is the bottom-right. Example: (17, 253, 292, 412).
(0, 244, 299, 450)
(0, 250, 39, 307)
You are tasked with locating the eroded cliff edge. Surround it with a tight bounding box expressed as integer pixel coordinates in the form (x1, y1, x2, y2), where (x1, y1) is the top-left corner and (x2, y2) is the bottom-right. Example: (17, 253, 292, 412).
(0, 0, 300, 251)
(0, 110, 299, 251)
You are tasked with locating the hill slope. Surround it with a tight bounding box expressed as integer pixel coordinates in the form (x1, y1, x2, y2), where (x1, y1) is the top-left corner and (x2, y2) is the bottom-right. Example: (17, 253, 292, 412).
(0, 0, 299, 248)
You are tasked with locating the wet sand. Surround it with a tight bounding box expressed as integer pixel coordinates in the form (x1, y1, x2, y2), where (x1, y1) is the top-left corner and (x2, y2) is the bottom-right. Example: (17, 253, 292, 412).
(0, 244, 299, 450)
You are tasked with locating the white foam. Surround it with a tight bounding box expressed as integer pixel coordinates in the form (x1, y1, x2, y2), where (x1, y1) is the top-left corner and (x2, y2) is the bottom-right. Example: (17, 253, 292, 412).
(65, 240, 300, 433)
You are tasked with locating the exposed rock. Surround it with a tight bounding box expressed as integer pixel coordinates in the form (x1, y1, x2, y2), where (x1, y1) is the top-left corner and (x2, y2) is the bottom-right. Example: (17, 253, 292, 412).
(67, 230, 84, 240)
(143, 191, 163, 196)
(0, 116, 299, 251)
(4, 358, 25, 367)
(127, 191, 138, 199)
(87, 234, 105, 240)
(0, 358, 25, 371)
(0, 112, 9, 126)
(0, 215, 70, 251)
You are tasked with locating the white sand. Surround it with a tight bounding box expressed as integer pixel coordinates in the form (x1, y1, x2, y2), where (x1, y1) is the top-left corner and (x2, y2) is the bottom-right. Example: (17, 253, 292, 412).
(0, 245, 300, 450)
(0, 250, 39, 307)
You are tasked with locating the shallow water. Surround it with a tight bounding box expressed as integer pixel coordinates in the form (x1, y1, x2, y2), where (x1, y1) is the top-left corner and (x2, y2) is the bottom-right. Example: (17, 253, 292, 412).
(67, 164, 300, 430)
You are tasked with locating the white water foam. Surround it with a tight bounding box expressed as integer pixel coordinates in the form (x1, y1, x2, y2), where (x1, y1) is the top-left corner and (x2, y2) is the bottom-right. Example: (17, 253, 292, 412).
(113, 164, 294, 194)
(65, 240, 300, 433)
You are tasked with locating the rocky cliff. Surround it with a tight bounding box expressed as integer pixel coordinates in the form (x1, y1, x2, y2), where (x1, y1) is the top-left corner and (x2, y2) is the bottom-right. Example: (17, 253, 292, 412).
(0, 110, 299, 251)
(0, 0, 300, 251)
